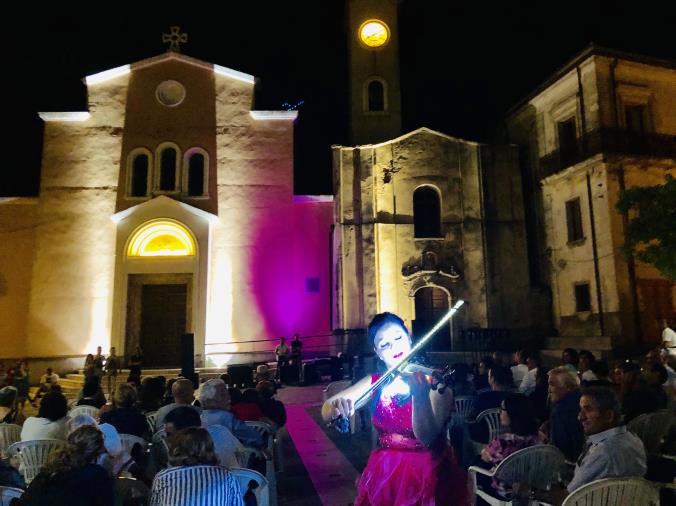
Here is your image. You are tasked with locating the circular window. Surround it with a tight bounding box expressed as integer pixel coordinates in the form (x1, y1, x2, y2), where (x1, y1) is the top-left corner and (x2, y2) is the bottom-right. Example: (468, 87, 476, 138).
(155, 80, 186, 107)
(358, 19, 390, 48)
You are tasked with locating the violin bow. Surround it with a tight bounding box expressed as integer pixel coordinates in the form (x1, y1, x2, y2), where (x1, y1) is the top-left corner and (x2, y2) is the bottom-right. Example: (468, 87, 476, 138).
(330, 299, 464, 432)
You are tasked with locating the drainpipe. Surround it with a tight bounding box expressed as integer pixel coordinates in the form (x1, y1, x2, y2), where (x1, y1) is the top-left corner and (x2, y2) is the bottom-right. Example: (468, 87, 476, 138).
(610, 58, 642, 343)
(586, 172, 605, 336)
(576, 66, 588, 154)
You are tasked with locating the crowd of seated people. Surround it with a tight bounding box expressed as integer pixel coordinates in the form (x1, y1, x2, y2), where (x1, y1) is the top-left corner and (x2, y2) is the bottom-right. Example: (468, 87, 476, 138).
(0, 366, 290, 505)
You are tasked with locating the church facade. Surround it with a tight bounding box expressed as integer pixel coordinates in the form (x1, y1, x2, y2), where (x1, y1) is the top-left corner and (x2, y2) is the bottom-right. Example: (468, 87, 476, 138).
(0, 52, 333, 370)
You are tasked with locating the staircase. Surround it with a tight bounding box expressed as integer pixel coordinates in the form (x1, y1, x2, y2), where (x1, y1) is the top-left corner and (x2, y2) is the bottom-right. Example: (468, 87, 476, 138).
(541, 336, 612, 366)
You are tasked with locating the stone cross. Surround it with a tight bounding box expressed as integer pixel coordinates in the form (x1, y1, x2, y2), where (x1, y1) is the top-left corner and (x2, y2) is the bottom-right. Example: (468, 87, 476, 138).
(163, 26, 188, 52)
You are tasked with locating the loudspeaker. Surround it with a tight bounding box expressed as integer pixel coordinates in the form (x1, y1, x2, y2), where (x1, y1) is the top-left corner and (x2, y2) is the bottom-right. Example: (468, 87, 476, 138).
(301, 362, 318, 385)
(181, 334, 198, 388)
(280, 364, 300, 384)
(330, 356, 343, 381)
(227, 364, 254, 388)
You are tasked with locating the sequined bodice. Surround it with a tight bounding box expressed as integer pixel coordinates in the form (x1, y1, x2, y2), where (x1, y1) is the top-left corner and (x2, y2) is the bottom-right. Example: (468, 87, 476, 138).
(371, 374, 425, 450)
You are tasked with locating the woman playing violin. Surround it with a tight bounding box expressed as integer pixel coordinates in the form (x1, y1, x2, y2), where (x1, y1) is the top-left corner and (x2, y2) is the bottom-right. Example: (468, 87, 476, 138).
(321, 312, 468, 506)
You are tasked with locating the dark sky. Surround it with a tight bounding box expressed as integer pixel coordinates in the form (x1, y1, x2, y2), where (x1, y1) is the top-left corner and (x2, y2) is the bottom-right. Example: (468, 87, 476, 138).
(3, 1, 674, 196)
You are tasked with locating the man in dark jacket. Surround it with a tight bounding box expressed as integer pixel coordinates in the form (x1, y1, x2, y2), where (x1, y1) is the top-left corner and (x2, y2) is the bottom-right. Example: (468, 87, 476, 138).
(545, 366, 584, 461)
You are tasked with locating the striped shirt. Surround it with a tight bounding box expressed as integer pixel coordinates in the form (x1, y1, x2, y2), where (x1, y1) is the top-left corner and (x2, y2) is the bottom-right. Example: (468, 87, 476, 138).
(150, 465, 244, 506)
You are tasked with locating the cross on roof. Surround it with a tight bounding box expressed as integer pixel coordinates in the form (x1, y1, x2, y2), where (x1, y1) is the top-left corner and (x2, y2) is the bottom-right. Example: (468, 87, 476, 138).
(162, 26, 188, 52)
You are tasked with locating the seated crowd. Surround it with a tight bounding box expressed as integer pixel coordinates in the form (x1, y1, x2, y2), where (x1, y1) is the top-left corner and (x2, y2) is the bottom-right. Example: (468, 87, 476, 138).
(0, 367, 287, 506)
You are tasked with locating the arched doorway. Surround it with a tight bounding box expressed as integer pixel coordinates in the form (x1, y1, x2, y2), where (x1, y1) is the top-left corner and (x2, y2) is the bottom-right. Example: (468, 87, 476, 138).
(413, 286, 451, 350)
(125, 219, 197, 367)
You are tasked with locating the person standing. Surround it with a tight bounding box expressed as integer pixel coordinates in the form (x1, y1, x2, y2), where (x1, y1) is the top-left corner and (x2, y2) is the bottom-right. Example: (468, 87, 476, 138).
(104, 347, 121, 396)
(275, 337, 290, 381)
(127, 345, 143, 385)
(12, 360, 30, 411)
(93, 347, 105, 379)
(322, 312, 468, 506)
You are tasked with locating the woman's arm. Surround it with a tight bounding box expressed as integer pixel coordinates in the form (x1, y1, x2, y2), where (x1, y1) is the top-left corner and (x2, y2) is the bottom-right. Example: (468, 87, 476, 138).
(320, 376, 372, 423)
(411, 373, 454, 447)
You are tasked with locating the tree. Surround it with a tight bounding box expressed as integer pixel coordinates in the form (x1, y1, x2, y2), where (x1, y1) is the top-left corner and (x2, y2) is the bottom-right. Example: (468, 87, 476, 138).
(616, 174, 676, 281)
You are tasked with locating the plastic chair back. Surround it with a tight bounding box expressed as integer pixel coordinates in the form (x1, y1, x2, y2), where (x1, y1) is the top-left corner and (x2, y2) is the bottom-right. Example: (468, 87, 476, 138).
(68, 405, 100, 420)
(493, 444, 566, 490)
(114, 477, 149, 506)
(230, 467, 270, 506)
(454, 396, 475, 420)
(119, 433, 148, 455)
(562, 476, 659, 506)
(0, 424, 22, 458)
(627, 409, 676, 455)
(476, 408, 504, 442)
(0, 486, 23, 506)
(7, 439, 66, 484)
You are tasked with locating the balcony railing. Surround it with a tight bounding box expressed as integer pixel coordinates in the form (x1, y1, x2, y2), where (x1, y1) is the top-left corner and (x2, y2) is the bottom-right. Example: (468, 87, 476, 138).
(539, 128, 676, 179)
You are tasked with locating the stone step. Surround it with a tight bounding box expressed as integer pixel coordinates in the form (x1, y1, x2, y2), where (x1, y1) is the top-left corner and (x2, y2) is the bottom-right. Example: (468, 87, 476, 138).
(543, 336, 612, 350)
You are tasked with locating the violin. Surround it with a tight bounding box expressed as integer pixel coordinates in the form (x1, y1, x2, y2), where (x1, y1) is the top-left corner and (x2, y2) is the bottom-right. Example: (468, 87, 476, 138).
(329, 300, 465, 434)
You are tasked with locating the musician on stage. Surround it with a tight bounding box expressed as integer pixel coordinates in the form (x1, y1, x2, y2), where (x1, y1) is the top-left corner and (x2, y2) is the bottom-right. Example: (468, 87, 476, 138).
(321, 312, 468, 506)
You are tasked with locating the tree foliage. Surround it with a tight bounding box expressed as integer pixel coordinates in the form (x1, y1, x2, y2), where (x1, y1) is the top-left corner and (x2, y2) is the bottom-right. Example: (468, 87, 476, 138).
(616, 174, 676, 280)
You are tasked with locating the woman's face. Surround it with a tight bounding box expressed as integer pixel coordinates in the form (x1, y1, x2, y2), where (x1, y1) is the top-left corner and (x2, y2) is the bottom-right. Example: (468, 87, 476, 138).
(373, 322, 411, 369)
(499, 402, 510, 428)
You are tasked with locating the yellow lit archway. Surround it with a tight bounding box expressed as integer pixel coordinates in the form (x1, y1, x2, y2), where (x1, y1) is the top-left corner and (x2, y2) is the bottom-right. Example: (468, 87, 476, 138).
(127, 219, 196, 257)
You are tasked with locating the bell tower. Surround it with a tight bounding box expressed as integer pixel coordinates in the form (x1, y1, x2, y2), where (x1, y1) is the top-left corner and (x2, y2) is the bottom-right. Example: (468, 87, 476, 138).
(347, 0, 402, 145)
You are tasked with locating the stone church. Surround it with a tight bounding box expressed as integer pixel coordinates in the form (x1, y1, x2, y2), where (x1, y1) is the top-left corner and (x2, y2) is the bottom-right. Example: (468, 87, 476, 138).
(2, 0, 674, 371)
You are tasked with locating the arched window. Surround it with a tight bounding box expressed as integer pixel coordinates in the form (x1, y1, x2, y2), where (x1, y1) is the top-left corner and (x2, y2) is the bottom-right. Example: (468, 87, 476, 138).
(182, 148, 209, 197)
(127, 219, 196, 257)
(159, 147, 177, 191)
(127, 149, 151, 198)
(368, 80, 385, 111)
(413, 186, 441, 238)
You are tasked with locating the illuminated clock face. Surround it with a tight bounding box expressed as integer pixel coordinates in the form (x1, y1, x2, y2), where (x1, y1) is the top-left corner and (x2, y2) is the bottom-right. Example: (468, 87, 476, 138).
(359, 20, 390, 48)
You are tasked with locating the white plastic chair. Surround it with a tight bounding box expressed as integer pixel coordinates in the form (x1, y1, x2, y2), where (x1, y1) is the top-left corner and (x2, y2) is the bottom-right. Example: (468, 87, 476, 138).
(323, 380, 357, 434)
(119, 433, 148, 455)
(627, 409, 676, 455)
(0, 486, 23, 506)
(0, 424, 22, 457)
(245, 421, 277, 506)
(230, 467, 270, 506)
(68, 405, 100, 420)
(469, 408, 504, 452)
(468, 444, 566, 506)
(562, 476, 659, 506)
(454, 396, 475, 421)
(7, 439, 67, 484)
(144, 411, 157, 434)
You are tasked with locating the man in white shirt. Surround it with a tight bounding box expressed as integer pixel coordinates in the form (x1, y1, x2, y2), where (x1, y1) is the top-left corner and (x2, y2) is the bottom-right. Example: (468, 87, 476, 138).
(518, 352, 541, 395)
(662, 322, 676, 358)
(31, 367, 60, 403)
(510, 349, 529, 388)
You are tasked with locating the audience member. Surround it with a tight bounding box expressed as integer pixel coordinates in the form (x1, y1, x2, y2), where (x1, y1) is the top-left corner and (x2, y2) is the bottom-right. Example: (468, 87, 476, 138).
(162, 378, 177, 406)
(469, 366, 513, 443)
(199, 379, 264, 449)
(93, 346, 105, 379)
(99, 383, 148, 438)
(231, 388, 263, 421)
(544, 366, 584, 461)
(220, 373, 232, 386)
(618, 361, 664, 423)
(30, 367, 59, 404)
(256, 380, 287, 429)
(255, 365, 271, 383)
(153, 378, 200, 432)
(12, 361, 30, 409)
(643, 361, 669, 409)
(473, 356, 495, 393)
(475, 394, 539, 499)
(0, 386, 25, 425)
(577, 350, 597, 382)
(19, 425, 114, 506)
(137, 376, 164, 413)
(21, 391, 68, 441)
(450, 363, 475, 397)
(76, 376, 107, 409)
(538, 386, 647, 504)
(529, 366, 550, 424)
(150, 427, 242, 506)
(0, 453, 24, 489)
(588, 360, 611, 385)
(562, 348, 579, 373)
(510, 350, 529, 389)
(518, 351, 541, 395)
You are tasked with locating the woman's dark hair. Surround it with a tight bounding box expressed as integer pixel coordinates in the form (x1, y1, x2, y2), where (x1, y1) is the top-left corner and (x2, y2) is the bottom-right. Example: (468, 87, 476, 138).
(367, 312, 407, 346)
(563, 348, 579, 365)
(578, 350, 596, 363)
(489, 366, 513, 388)
(38, 391, 68, 421)
(242, 388, 259, 403)
(43, 425, 105, 477)
(168, 427, 219, 467)
(228, 387, 243, 405)
(82, 376, 102, 397)
(503, 393, 538, 436)
(479, 356, 495, 370)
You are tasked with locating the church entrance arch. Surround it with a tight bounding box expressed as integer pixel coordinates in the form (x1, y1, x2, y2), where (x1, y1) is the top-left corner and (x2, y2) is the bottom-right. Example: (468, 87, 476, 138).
(413, 286, 451, 351)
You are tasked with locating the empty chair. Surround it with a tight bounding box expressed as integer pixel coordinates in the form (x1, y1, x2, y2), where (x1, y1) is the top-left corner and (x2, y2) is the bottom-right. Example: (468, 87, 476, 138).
(7, 439, 66, 484)
(68, 405, 100, 420)
(230, 467, 270, 506)
(0, 424, 21, 457)
(562, 477, 659, 506)
(468, 444, 566, 506)
(0, 486, 23, 506)
(454, 396, 475, 421)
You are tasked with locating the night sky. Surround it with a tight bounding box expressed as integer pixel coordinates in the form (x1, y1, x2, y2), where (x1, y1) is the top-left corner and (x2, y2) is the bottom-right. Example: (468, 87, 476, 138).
(3, 1, 674, 197)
